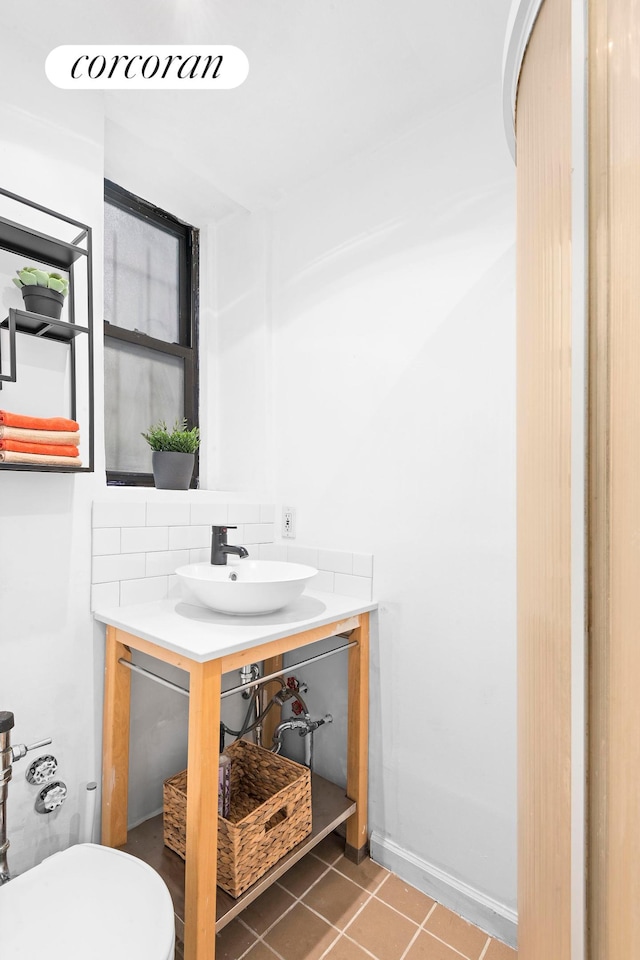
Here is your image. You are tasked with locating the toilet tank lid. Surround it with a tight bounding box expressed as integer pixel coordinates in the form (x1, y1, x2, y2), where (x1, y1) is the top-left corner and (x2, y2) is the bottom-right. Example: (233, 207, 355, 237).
(0, 843, 175, 960)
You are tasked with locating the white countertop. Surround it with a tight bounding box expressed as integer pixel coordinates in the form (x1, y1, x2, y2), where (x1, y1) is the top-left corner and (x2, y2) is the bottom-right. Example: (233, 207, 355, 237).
(93, 590, 376, 662)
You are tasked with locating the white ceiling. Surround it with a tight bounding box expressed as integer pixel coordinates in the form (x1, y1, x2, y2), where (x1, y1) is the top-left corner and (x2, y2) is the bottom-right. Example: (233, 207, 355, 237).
(10, 0, 513, 212)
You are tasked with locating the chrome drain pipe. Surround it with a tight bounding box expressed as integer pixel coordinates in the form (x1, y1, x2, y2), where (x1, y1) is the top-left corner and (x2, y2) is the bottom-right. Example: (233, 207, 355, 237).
(0, 711, 15, 885)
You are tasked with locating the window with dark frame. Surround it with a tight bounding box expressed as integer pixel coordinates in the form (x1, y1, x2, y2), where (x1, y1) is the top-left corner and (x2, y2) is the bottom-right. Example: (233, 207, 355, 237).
(103, 180, 199, 485)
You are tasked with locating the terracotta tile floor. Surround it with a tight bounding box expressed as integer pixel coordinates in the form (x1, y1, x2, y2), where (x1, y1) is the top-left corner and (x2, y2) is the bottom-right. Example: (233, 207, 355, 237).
(176, 833, 517, 960)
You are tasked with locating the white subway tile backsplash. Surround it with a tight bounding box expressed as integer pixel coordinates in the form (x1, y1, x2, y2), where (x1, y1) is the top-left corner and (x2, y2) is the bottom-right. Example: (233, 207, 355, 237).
(310, 570, 335, 593)
(227, 503, 260, 524)
(353, 553, 374, 578)
(146, 501, 191, 527)
(92, 528, 121, 557)
(91, 581, 120, 610)
(287, 545, 319, 567)
(121, 526, 169, 554)
(259, 543, 288, 561)
(146, 550, 191, 578)
(120, 576, 169, 606)
(318, 549, 353, 575)
(244, 523, 275, 544)
(93, 500, 146, 528)
(90, 496, 374, 608)
(190, 502, 228, 526)
(226, 524, 245, 545)
(93, 553, 146, 584)
(334, 573, 373, 601)
(189, 548, 210, 563)
(168, 525, 210, 550)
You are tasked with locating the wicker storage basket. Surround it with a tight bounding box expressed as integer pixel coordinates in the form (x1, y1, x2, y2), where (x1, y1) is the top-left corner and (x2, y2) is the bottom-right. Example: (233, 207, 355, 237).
(163, 739, 312, 898)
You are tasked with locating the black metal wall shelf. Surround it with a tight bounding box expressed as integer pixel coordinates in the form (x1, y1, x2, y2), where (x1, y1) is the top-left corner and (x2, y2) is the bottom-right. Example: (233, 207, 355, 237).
(0, 188, 94, 473)
(1, 309, 89, 343)
(0, 215, 88, 269)
(0, 462, 90, 474)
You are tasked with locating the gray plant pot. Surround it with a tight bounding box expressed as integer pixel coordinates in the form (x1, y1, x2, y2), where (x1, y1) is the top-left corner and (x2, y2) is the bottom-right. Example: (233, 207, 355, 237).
(152, 451, 195, 490)
(21, 285, 64, 320)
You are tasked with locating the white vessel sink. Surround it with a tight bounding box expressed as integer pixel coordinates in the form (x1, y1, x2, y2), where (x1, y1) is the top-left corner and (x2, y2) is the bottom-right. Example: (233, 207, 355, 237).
(175, 559, 318, 616)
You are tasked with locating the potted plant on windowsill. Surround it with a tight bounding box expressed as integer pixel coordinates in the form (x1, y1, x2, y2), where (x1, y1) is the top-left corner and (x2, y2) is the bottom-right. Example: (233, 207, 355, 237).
(142, 418, 200, 490)
(12, 266, 69, 319)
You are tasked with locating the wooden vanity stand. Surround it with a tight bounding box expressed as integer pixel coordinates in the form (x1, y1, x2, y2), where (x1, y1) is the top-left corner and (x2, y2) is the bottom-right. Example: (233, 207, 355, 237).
(97, 596, 372, 960)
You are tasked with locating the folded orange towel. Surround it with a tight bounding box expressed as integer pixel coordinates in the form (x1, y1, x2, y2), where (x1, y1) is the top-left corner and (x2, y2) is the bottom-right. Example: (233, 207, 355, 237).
(0, 410, 79, 431)
(0, 451, 82, 467)
(0, 440, 80, 458)
(0, 426, 80, 445)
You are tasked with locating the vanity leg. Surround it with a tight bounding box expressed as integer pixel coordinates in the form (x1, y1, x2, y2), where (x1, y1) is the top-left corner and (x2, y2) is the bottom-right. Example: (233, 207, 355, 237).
(101, 626, 131, 848)
(345, 612, 370, 863)
(183, 658, 222, 960)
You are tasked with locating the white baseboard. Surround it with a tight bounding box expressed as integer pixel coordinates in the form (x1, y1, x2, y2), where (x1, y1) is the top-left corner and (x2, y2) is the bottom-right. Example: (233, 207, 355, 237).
(369, 832, 518, 950)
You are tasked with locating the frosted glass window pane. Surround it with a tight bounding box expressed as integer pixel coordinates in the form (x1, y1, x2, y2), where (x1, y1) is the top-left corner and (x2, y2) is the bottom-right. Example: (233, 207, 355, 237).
(105, 340, 184, 474)
(104, 202, 180, 343)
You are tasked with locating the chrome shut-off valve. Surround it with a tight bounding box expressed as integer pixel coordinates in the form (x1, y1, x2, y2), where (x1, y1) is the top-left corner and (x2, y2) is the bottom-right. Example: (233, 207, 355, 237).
(26, 755, 58, 785)
(35, 781, 67, 814)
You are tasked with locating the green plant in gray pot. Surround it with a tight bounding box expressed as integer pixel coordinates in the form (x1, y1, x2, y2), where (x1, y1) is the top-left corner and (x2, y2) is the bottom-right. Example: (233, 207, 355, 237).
(12, 266, 69, 319)
(142, 418, 200, 489)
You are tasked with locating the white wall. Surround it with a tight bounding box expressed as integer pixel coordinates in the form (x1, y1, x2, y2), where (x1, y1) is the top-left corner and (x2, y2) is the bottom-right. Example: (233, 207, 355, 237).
(0, 28, 229, 875)
(213, 82, 518, 932)
(0, 29, 106, 876)
(210, 209, 273, 494)
(278, 83, 517, 917)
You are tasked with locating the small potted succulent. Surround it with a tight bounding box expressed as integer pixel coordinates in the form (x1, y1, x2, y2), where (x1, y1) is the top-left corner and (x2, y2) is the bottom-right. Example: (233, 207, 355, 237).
(142, 418, 200, 489)
(12, 266, 69, 320)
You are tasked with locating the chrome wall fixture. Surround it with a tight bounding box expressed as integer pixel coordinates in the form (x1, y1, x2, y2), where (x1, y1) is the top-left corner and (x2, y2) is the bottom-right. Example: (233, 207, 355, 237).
(0, 711, 53, 883)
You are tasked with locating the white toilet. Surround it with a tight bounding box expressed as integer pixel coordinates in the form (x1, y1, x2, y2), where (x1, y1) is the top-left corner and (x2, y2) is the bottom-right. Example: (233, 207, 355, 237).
(0, 843, 175, 959)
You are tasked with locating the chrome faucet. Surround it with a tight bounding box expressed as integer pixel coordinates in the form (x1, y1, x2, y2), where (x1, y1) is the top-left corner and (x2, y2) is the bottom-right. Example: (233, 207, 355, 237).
(211, 526, 249, 565)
